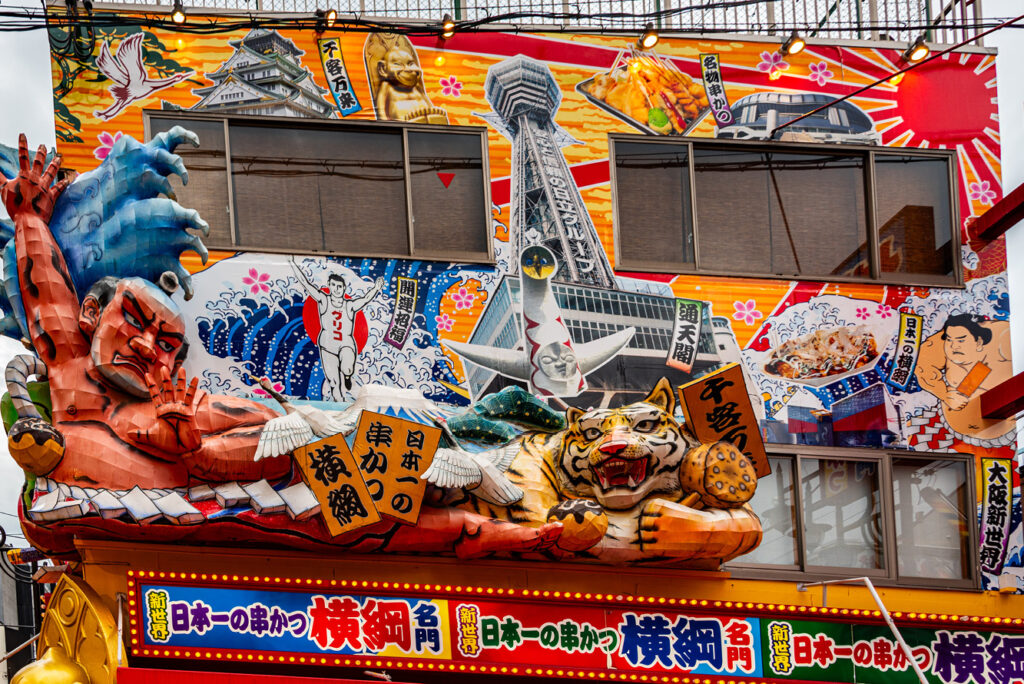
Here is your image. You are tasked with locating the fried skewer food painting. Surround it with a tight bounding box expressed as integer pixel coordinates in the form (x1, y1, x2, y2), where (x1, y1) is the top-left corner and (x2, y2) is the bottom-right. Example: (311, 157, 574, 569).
(580, 49, 710, 135)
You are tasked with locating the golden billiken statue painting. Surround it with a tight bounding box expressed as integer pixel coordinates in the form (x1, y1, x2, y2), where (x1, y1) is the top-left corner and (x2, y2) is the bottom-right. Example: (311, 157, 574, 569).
(364, 33, 447, 124)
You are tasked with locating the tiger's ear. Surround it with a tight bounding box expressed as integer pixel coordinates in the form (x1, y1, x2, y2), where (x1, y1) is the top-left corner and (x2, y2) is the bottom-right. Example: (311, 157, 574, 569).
(565, 406, 585, 425)
(644, 377, 675, 413)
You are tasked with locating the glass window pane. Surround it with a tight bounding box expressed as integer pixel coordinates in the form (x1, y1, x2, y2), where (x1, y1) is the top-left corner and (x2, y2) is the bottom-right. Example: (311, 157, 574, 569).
(614, 141, 694, 269)
(149, 117, 232, 248)
(735, 457, 799, 565)
(230, 124, 408, 254)
(408, 131, 488, 258)
(800, 458, 883, 569)
(892, 458, 970, 580)
(693, 147, 868, 278)
(874, 154, 954, 279)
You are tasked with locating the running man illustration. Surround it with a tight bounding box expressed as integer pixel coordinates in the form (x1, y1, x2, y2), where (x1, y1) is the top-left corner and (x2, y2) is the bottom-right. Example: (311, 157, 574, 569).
(290, 258, 385, 400)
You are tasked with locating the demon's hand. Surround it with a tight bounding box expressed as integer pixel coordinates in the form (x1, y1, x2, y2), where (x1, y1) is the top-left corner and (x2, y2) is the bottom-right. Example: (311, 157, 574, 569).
(0, 135, 69, 223)
(48, 126, 210, 298)
(146, 367, 204, 454)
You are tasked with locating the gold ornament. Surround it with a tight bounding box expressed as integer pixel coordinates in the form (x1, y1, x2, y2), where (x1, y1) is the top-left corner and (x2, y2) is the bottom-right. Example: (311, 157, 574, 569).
(11, 574, 121, 684)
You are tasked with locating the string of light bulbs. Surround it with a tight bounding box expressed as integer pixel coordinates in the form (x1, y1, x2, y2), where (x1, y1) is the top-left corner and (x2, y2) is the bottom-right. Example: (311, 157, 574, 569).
(2, 0, 1018, 39)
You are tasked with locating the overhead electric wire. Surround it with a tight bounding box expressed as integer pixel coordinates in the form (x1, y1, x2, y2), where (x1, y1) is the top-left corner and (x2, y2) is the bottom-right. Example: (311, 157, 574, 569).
(0, 2, 1019, 35)
(770, 11, 1024, 138)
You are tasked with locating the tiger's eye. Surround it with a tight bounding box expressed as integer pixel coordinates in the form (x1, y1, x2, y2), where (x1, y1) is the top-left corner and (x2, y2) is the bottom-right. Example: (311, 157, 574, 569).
(635, 419, 657, 433)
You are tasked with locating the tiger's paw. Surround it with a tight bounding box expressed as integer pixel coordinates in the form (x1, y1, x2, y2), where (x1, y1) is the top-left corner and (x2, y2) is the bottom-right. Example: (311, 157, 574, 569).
(678, 441, 757, 509)
(639, 498, 762, 561)
(547, 499, 608, 552)
(8, 417, 65, 475)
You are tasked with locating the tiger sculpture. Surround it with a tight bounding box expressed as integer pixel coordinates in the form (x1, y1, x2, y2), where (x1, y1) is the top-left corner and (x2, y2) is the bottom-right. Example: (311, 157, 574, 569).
(457, 378, 763, 565)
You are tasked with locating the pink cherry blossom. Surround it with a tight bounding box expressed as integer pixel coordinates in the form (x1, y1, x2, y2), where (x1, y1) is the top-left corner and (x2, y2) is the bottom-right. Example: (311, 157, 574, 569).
(875, 304, 893, 319)
(757, 51, 789, 78)
(242, 268, 271, 294)
(451, 286, 475, 310)
(855, 307, 870, 320)
(732, 299, 763, 326)
(808, 61, 834, 86)
(93, 131, 123, 160)
(253, 380, 284, 398)
(435, 313, 455, 332)
(968, 180, 997, 205)
(440, 76, 463, 97)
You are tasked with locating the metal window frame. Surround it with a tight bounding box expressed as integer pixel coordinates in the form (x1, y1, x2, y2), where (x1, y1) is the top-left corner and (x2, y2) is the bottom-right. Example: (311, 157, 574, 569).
(143, 109, 494, 264)
(869, 148, 963, 287)
(609, 133, 962, 288)
(796, 448, 892, 579)
(728, 443, 980, 590)
(609, 135, 698, 274)
(885, 451, 980, 589)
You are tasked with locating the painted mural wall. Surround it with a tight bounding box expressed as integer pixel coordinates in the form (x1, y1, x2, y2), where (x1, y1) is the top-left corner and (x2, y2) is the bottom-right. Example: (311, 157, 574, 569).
(0, 18, 1015, 584)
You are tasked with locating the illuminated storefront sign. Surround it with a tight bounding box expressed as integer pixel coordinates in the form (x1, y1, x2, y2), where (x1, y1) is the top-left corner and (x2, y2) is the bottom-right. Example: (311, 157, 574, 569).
(130, 574, 1024, 683)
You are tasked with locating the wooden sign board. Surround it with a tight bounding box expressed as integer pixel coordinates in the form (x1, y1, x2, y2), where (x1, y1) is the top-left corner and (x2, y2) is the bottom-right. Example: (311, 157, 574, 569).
(294, 434, 380, 537)
(677, 363, 770, 478)
(350, 411, 440, 525)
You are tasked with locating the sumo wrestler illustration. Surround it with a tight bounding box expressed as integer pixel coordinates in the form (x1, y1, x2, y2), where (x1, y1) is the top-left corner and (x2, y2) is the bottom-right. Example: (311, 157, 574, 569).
(915, 312, 1014, 446)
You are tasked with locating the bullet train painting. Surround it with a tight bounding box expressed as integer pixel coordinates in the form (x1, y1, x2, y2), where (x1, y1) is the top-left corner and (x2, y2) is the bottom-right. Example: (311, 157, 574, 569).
(716, 92, 881, 144)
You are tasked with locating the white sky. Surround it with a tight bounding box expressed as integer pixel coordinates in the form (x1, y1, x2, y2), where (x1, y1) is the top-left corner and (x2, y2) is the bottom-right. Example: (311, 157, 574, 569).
(0, 5, 1021, 533)
(0, 2, 55, 538)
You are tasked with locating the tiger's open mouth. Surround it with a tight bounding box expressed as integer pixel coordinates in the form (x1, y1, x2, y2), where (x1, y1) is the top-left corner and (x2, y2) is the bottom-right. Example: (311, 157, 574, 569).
(593, 456, 649, 490)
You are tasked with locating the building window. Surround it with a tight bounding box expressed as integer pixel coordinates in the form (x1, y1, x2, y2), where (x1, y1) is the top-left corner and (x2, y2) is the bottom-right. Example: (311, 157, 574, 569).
(799, 457, 883, 570)
(611, 136, 959, 286)
(730, 446, 977, 588)
(147, 112, 492, 262)
(891, 457, 972, 580)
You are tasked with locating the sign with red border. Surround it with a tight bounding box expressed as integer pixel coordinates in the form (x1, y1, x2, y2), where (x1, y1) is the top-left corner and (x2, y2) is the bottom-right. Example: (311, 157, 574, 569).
(126, 571, 1024, 683)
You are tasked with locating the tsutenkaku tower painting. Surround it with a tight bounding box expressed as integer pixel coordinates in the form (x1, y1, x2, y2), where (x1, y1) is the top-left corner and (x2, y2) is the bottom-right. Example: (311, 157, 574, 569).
(482, 55, 616, 289)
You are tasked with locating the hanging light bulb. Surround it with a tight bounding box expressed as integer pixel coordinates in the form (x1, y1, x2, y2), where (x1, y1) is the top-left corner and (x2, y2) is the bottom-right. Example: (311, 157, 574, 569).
(781, 31, 806, 56)
(441, 13, 456, 39)
(171, 0, 186, 24)
(902, 35, 930, 63)
(325, 8, 337, 27)
(637, 22, 659, 50)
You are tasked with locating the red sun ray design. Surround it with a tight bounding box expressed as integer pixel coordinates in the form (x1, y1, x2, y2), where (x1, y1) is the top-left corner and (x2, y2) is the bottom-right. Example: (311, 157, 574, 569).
(724, 44, 1001, 226)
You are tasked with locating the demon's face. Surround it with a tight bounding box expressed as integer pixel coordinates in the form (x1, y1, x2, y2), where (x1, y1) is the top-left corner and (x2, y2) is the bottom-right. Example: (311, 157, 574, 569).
(87, 278, 187, 397)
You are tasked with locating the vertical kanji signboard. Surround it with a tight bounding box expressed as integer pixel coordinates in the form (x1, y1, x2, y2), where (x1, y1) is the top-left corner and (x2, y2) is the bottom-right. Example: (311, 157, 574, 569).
(350, 412, 440, 525)
(677, 363, 770, 477)
(294, 435, 380, 536)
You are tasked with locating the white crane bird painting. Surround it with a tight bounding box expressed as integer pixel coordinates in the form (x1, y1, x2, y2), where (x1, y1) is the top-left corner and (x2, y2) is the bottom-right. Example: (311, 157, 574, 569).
(93, 33, 194, 121)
